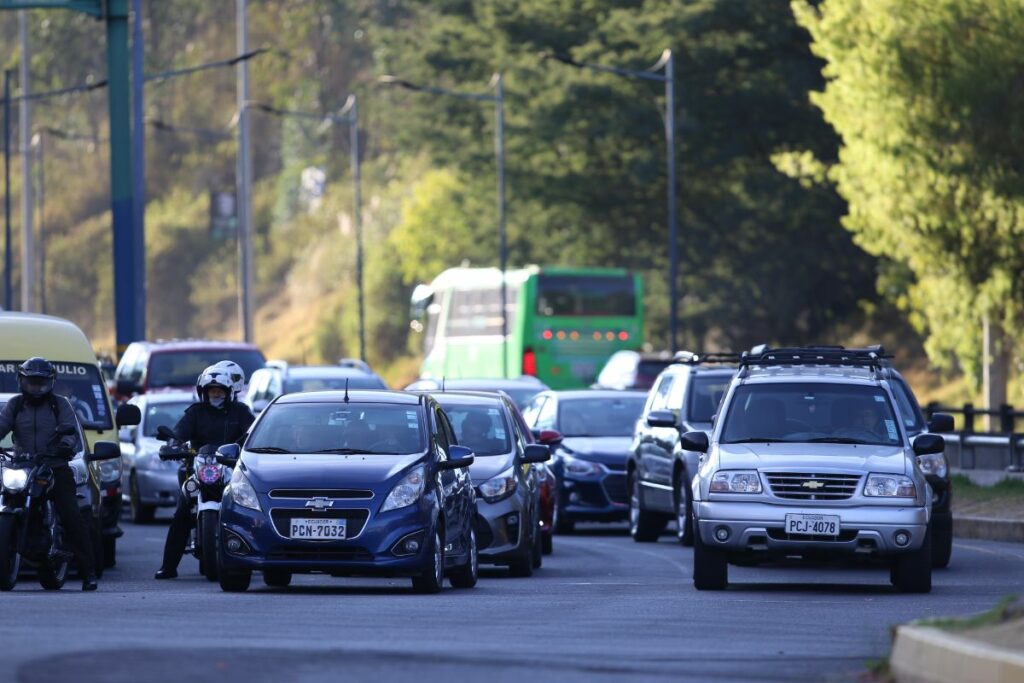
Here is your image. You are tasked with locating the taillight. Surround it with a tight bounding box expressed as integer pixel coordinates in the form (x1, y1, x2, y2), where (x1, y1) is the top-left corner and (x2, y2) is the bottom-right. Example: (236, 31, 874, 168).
(523, 348, 538, 376)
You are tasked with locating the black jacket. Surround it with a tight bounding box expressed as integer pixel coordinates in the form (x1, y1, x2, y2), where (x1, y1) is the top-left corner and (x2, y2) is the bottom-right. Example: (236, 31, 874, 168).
(0, 394, 82, 465)
(173, 401, 254, 451)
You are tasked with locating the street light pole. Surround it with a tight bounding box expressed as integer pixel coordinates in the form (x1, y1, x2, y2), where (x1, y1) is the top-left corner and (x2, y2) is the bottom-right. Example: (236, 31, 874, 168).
(3, 69, 12, 312)
(131, 0, 145, 334)
(348, 95, 365, 363)
(33, 132, 44, 313)
(19, 10, 33, 312)
(236, 0, 254, 343)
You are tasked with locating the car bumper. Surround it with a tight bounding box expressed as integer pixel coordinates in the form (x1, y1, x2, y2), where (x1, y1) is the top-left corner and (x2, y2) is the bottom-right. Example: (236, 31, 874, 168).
(135, 469, 180, 507)
(561, 470, 629, 522)
(474, 494, 528, 563)
(695, 500, 930, 555)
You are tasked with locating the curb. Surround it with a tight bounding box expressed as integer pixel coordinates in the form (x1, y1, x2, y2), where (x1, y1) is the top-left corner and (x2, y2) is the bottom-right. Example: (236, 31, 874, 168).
(953, 516, 1024, 544)
(890, 624, 1024, 683)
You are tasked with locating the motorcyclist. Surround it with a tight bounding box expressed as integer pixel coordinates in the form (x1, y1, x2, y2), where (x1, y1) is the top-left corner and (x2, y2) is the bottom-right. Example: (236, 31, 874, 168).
(154, 364, 254, 579)
(0, 357, 98, 591)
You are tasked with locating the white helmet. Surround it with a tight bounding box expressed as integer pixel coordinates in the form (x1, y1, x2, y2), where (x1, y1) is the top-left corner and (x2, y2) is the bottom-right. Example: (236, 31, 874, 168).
(196, 365, 236, 404)
(209, 360, 246, 398)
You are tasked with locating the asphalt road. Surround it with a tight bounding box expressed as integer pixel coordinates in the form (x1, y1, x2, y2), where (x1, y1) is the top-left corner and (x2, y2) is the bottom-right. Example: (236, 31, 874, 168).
(2, 514, 1022, 683)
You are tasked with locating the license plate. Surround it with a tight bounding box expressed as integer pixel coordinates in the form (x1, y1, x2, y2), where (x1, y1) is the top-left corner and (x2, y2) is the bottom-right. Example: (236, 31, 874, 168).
(784, 513, 840, 536)
(289, 518, 347, 539)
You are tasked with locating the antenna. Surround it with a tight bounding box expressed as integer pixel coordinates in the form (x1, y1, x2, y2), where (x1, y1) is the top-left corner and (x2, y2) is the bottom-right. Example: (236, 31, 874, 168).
(344, 378, 350, 403)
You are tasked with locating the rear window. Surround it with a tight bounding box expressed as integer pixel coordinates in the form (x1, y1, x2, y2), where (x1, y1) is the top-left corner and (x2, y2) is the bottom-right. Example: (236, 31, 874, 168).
(536, 275, 635, 317)
(0, 360, 112, 430)
(687, 375, 731, 424)
(284, 376, 386, 393)
(142, 401, 191, 438)
(558, 395, 646, 437)
(635, 360, 672, 389)
(247, 403, 425, 455)
(443, 404, 512, 456)
(147, 349, 266, 389)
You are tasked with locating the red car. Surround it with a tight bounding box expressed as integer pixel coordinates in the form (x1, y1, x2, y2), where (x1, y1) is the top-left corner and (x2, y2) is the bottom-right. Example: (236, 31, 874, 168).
(506, 397, 560, 555)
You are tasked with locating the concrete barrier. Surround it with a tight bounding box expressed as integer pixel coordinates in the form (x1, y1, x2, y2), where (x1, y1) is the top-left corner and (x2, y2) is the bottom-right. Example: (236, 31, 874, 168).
(890, 624, 1024, 683)
(954, 516, 1024, 544)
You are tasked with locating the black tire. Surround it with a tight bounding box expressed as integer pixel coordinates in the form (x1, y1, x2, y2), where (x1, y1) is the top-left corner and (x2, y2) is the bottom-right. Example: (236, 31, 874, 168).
(542, 531, 553, 555)
(38, 558, 69, 590)
(508, 527, 534, 577)
(219, 569, 251, 592)
(412, 529, 444, 594)
(0, 516, 21, 591)
(531, 517, 543, 570)
(129, 474, 156, 524)
(931, 512, 953, 569)
(553, 493, 575, 535)
(629, 471, 667, 543)
(891, 525, 933, 593)
(103, 536, 117, 569)
(85, 509, 104, 579)
(199, 510, 219, 582)
(692, 519, 728, 590)
(674, 470, 694, 547)
(449, 528, 478, 589)
(263, 570, 292, 588)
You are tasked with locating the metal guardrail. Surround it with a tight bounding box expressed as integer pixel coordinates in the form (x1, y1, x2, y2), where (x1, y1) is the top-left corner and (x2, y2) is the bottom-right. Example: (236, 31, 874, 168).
(925, 403, 1024, 472)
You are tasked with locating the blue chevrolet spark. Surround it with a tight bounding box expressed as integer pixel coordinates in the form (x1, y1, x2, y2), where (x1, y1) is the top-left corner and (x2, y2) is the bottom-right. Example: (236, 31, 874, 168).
(216, 390, 478, 593)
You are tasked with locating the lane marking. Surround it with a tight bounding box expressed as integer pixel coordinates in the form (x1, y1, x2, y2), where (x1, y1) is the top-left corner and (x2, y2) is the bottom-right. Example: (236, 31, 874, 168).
(954, 541, 1024, 561)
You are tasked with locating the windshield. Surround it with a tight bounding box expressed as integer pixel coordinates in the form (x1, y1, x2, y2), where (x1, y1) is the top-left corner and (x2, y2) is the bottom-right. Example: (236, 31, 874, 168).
(143, 401, 191, 438)
(443, 404, 512, 456)
(687, 375, 731, 424)
(147, 350, 266, 389)
(247, 403, 425, 455)
(0, 401, 10, 448)
(0, 360, 112, 430)
(536, 274, 636, 317)
(889, 377, 925, 435)
(284, 376, 386, 393)
(558, 395, 646, 437)
(720, 383, 902, 447)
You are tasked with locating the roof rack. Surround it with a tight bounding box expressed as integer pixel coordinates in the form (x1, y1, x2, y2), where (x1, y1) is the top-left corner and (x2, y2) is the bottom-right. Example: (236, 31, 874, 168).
(672, 350, 741, 365)
(739, 345, 892, 371)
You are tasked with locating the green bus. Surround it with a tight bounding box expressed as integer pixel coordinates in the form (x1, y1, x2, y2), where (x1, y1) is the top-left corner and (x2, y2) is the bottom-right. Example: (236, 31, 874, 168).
(410, 266, 644, 389)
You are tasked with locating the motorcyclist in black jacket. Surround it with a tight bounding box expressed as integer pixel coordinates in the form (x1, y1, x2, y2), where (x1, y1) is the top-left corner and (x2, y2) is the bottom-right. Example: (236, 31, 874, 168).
(154, 364, 254, 579)
(0, 358, 98, 591)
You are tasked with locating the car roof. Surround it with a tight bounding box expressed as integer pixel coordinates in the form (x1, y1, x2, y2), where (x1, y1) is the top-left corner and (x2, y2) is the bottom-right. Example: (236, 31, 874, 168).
(275, 390, 421, 406)
(423, 391, 509, 406)
(283, 366, 379, 379)
(132, 391, 195, 405)
(740, 365, 880, 385)
(662, 364, 736, 377)
(548, 389, 649, 400)
(426, 377, 546, 388)
(135, 339, 262, 352)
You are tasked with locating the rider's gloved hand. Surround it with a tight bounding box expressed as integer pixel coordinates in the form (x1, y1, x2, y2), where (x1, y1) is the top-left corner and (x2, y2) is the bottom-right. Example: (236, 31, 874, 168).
(54, 443, 75, 460)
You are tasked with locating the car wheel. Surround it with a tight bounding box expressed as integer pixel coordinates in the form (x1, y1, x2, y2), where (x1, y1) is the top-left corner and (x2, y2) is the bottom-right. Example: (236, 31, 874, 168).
(219, 569, 251, 592)
(38, 557, 69, 590)
(542, 530, 553, 555)
(263, 570, 292, 588)
(84, 508, 104, 579)
(449, 528, 478, 589)
(692, 518, 728, 590)
(412, 530, 444, 594)
(199, 510, 220, 582)
(891, 524, 933, 593)
(0, 516, 21, 590)
(531, 514, 543, 569)
(629, 471, 666, 543)
(674, 471, 694, 547)
(129, 473, 156, 524)
(553, 492, 574, 535)
(508, 526, 534, 578)
(931, 512, 953, 569)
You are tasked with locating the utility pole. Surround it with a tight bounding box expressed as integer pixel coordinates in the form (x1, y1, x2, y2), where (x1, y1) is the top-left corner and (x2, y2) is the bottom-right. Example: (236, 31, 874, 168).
(19, 10, 34, 312)
(348, 96, 365, 362)
(33, 132, 44, 313)
(494, 73, 507, 378)
(236, 0, 254, 343)
(131, 0, 145, 335)
(664, 51, 678, 353)
(3, 69, 12, 312)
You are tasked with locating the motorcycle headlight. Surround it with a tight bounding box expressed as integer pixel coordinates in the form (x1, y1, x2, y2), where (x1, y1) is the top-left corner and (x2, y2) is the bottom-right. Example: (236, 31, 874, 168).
(864, 474, 917, 498)
(381, 465, 426, 512)
(2, 467, 28, 492)
(226, 470, 261, 511)
(478, 467, 517, 503)
(709, 470, 762, 494)
(197, 464, 223, 485)
(916, 453, 947, 479)
(562, 455, 603, 478)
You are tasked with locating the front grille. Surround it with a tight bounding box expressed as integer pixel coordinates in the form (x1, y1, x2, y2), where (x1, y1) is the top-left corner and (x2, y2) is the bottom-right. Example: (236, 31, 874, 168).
(764, 472, 861, 500)
(767, 528, 858, 542)
(269, 489, 373, 500)
(267, 546, 373, 561)
(602, 473, 628, 505)
(270, 508, 370, 538)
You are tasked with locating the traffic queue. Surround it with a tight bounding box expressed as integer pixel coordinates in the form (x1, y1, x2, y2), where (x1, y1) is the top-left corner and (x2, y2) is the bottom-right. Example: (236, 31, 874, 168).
(0, 310, 950, 597)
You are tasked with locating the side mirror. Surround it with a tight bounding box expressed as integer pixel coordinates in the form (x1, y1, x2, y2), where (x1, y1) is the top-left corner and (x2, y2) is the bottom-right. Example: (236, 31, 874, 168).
(913, 433, 945, 456)
(646, 410, 677, 429)
(928, 413, 954, 434)
(155, 425, 176, 442)
(441, 445, 475, 470)
(519, 444, 551, 464)
(216, 443, 241, 467)
(85, 441, 121, 463)
(537, 429, 563, 447)
(680, 431, 710, 453)
(116, 379, 140, 397)
(116, 403, 141, 428)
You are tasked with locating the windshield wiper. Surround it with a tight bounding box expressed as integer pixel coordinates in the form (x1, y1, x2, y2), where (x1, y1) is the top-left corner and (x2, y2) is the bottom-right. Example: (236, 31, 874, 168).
(807, 437, 870, 445)
(724, 437, 790, 444)
(311, 448, 384, 455)
(246, 446, 293, 454)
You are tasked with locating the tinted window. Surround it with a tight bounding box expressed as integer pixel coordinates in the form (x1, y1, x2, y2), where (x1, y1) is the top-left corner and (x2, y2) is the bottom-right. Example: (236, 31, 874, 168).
(247, 403, 425, 455)
(558, 396, 646, 437)
(0, 360, 112, 430)
(721, 383, 902, 447)
(444, 404, 512, 456)
(687, 375, 731, 424)
(283, 376, 386, 393)
(648, 375, 675, 412)
(889, 378, 925, 434)
(536, 275, 635, 317)
(635, 360, 672, 389)
(147, 350, 266, 389)
(143, 401, 191, 437)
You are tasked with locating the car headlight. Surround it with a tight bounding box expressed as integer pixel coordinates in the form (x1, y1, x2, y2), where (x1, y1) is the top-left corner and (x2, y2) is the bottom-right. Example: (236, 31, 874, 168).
(864, 474, 917, 498)
(562, 455, 603, 477)
(226, 470, 261, 511)
(479, 467, 517, 503)
(916, 453, 947, 479)
(381, 465, 426, 512)
(709, 470, 762, 494)
(90, 458, 123, 484)
(71, 460, 89, 486)
(2, 467, 28, 492)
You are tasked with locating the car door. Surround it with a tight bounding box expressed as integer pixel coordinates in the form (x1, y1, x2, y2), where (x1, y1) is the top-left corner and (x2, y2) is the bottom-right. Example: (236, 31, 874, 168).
(433, 407, 467, 552)
(638, 372, 678, 511)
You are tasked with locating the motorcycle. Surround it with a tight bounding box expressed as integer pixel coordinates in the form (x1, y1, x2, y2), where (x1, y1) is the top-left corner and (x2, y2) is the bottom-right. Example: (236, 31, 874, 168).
(155, 426, 232, 582)
(0, 430, 120, 591)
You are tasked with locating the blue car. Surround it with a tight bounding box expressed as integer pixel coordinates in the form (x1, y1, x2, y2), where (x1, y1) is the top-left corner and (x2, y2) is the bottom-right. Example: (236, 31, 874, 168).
(216, 390, 479, 593)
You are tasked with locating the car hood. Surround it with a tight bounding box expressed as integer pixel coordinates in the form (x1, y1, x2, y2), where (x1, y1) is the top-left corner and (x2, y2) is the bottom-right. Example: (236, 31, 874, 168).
(716, 442, 907, 475)
(241, 452, 428, 492)
(561, 436, 633, 466)
(469, 454, 516, 485)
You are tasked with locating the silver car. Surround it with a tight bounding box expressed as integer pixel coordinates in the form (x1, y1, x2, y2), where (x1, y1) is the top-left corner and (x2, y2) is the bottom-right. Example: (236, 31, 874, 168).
(687, 347, 940, 593)
(119, 392, 193, 523)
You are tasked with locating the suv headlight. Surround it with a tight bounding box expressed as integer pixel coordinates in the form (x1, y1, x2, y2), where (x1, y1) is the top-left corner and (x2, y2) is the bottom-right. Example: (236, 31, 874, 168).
(2, 467, 28, 492)
(381, 465, 426, 512)
(709, 470, 762, 494)
(916, 453, 947, 479)
(562, 454, 603, 477)
(90, 457, 123, 484)
(864, 474, 917, 498)
(227, 470, 261, 511)
(479, 467, 517, 503)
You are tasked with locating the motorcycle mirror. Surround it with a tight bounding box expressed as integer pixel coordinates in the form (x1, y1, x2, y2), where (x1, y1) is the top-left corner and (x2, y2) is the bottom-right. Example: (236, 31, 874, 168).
(155, 425, 176, 442)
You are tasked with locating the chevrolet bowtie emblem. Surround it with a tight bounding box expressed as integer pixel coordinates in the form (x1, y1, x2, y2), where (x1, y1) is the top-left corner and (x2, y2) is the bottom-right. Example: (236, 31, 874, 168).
(802, 480, 825, 490)
(305, 497, 334, 510)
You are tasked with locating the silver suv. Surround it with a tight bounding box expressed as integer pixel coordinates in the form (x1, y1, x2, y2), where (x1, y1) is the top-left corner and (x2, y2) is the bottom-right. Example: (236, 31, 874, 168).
(685, 347, 941, 593)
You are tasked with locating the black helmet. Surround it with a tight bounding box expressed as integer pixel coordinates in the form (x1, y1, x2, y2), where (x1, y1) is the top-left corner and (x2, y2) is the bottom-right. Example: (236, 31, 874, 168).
(18, 357, 56, 400)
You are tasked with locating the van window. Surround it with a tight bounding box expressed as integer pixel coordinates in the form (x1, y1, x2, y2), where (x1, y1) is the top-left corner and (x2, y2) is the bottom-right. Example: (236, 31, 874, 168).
(0, 360, 113, 430)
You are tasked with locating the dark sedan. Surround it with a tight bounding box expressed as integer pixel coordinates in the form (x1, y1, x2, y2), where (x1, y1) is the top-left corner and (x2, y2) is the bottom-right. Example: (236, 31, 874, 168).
(217, 391, 479, 593)
(521, 390, 648, 532)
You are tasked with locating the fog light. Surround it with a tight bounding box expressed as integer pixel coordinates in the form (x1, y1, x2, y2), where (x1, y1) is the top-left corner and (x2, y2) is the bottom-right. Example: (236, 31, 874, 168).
(894, 530, 911, 547)
(392, 531, 426, 557)
(404, 539, 420, 553)
(714, 526, 730, 542)
(224, 531, 249, 556)
(569, 492, 580, 504)
(226, 537, 242, 553)
(507, 514, 518, 526)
